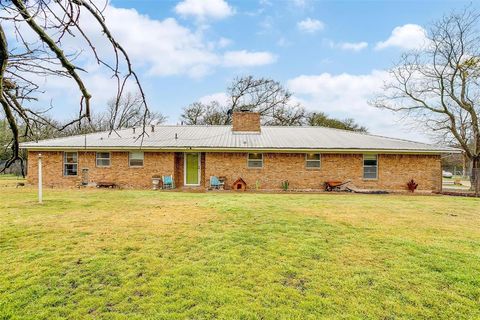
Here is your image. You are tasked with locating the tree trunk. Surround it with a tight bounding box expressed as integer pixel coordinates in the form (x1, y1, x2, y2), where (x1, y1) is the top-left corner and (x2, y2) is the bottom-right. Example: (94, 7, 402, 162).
(472, 156, 480, 195)
(462, 153, 468, 177)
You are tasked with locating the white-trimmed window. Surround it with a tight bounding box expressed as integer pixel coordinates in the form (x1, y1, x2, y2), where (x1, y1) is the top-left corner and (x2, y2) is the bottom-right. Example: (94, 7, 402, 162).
(64, 152, 78, 176)
(363, 154, 378, 179)
(96, 152, 111, 167)
(305, 153, 321, 168)
(129, 151, 144, 167)
(247, 153, 263, 168)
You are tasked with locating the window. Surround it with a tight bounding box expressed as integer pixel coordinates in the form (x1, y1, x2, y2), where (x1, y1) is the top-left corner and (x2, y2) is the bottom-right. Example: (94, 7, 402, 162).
(363, 154, 378, 179)
(306, 153, 321, 168)
(129, 151, 144, 167)
(64, 152, 78, 176)
(96, 152, 111, 167)
(247, 153, 263, 168)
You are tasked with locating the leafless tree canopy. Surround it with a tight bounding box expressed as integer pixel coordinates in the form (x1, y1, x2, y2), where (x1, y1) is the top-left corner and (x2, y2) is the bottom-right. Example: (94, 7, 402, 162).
(0, 0, 149, 174)
(106, 92, 166, 130)
(62, 92, 166, 135)
(181, 76, 367, 131)
(226, 76, 292, 122)
(267, 104, 305, 126)
(371, 8, 480, 193)
(181, 76, 294, 125)
(180, 101, 229, 126)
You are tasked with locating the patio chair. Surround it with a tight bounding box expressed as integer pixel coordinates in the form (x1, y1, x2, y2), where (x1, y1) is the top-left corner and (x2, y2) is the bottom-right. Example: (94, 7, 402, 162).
(162, 175, 175, 189)
(210, 176, 224, 190)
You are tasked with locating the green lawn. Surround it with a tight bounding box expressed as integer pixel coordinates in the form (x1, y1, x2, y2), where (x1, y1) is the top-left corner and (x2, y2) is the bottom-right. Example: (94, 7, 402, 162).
(0, 180, 479, 319)
(443, 176, 471, 190)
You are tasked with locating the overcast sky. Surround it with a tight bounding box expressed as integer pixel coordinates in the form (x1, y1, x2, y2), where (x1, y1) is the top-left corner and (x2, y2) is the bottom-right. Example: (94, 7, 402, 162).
(7, 0, 475, 142)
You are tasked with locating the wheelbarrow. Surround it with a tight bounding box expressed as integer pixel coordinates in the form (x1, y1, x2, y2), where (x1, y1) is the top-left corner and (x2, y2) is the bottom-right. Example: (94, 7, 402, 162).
(324, 180, 351, 191)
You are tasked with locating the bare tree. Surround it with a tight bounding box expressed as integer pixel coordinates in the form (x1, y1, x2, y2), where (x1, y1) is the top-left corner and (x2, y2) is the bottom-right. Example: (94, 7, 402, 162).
(371, 8, 480, 194)
(180, 101, 229, 125)
(180, 102, 205, 125)
(180, 100, 302, 126)
(61, 112, 109, 136)
(50, 93, 166, 136)
(181, 76, 296, 125)
(0, 0, 149, 174)
(106, 92, 166, 130)
(305, 112, 368, 132)
(265, 105, 306, 126)
(0, 116, 12, 161)
(226, 76, 292, 123)
(180, 76, 367, 130)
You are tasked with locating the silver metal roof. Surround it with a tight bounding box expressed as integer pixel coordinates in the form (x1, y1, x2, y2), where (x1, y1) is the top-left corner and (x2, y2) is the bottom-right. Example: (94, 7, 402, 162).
(20, 125, 459, 153)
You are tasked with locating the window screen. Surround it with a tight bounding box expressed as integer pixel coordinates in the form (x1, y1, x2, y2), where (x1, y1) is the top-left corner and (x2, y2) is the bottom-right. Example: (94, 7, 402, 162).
(96, 152, 111, 167)
(363, 154, 378, 179)
(247, 153, 263, 168)
(306, 153, 321, 168)
(129, 152, 144, 167)
(64, 152, 78, 176)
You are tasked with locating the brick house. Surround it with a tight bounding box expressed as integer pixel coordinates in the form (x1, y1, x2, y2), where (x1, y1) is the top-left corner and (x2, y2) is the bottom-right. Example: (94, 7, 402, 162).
(21, 112, 457, 192)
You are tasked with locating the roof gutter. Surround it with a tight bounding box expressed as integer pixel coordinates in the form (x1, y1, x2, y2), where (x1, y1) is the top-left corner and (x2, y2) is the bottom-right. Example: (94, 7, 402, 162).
(20, 145, 461, 154)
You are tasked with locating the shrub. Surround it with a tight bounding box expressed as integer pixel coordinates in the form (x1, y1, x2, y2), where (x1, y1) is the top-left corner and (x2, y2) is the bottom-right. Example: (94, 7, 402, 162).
(407, 179, 418, 192)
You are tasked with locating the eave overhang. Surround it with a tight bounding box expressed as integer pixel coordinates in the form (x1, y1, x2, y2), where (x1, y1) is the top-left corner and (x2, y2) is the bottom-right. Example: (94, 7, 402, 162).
(20, 145, 461, 155)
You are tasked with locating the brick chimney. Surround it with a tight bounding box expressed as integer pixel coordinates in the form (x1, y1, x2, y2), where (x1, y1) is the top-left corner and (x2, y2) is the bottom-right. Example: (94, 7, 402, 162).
(232, 111, 261, 132)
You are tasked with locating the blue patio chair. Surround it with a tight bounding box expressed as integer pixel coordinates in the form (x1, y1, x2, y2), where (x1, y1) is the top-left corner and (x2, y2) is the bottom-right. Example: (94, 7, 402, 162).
(162, 175, 175, 189)
(210, 176, 224, 190)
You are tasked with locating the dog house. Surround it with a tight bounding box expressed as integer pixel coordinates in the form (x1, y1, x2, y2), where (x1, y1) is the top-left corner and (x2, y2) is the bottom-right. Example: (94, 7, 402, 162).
(232, 177, 247, 191)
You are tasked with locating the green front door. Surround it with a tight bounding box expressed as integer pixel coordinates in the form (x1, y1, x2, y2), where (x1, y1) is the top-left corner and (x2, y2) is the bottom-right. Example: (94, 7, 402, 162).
(185, 153, 199, 185)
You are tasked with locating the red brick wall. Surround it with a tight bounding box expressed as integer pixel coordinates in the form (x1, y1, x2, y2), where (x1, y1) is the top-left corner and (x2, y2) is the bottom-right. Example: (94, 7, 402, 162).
(232, 112, 261, 132)
(27, 151, 175, 188)
(204, 152, 441, 192)
(174, 152, 184, 188)
(27, 150, 442, 191)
